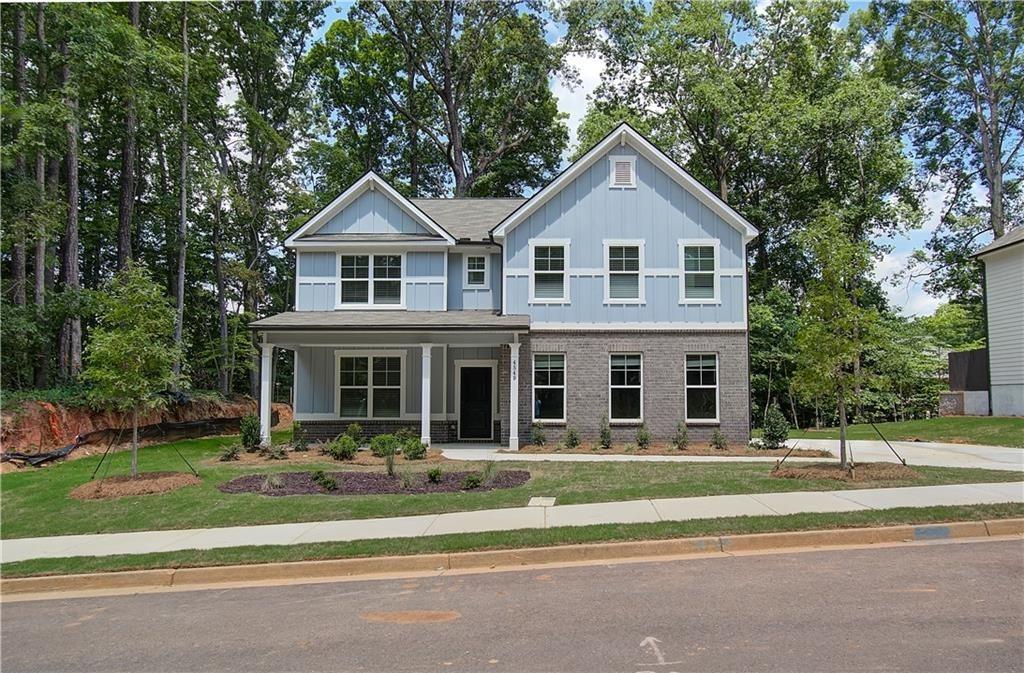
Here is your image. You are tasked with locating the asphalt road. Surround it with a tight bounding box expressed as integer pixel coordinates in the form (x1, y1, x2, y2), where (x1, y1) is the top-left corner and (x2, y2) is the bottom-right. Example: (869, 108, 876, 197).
(3, 540, 1022, 673)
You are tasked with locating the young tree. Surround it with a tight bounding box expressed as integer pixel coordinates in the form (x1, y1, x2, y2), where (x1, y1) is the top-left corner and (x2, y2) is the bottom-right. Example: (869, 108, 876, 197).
(794, 213, 882, 468)
(84, 264, 183, 477)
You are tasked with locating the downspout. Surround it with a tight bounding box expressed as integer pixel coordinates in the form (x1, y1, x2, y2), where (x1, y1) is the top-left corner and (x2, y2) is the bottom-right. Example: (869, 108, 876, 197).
(490, 232, 504, 315)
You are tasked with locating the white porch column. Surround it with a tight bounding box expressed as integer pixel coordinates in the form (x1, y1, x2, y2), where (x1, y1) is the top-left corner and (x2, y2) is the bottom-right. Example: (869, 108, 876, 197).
(420, 343, 432, 445)
(259, 343, 273, 446)
(508, 341, 521, 451)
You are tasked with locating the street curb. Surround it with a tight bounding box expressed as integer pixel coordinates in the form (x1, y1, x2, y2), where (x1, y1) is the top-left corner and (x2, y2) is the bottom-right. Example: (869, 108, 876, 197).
(3, 519, 1021, 597)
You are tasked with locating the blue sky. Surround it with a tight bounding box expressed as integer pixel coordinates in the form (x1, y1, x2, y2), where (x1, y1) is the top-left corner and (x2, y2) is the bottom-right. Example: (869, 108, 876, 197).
(316, 0, 961, 317)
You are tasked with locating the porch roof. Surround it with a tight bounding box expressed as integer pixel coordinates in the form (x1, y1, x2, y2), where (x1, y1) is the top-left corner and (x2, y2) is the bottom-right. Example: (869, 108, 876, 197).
(250, 310, 530, 332)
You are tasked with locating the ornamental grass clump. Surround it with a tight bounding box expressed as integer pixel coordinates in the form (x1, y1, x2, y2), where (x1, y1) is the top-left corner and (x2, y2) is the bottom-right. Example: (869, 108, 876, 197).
(240, 415, 261, 452)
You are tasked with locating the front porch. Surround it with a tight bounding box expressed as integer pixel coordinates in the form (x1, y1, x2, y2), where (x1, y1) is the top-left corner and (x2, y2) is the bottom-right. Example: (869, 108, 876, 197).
(251, 311, 530, 449)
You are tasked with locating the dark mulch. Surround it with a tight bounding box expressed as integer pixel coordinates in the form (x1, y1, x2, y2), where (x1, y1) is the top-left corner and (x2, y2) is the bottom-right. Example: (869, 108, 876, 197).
(218, 469, 531, 496)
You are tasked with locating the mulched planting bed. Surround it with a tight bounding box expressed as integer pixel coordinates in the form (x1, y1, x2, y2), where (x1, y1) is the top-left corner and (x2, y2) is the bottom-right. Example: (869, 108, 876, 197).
(515, 442, 833, 458)
(771, 462, 921, 482)
(218, 469, 531, 496)
(70, 472, 202, 500)
(205, 449, 446, 468)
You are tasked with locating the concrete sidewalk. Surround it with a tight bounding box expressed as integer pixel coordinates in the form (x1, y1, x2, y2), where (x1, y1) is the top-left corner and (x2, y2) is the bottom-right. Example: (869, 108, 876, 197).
(441, 440, 1024, 472)
(2, 481, 1021, 564)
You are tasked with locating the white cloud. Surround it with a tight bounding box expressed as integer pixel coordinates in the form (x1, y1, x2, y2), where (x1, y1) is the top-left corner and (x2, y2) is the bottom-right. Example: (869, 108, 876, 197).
(873, 250, 945, 317)
(551, 51, 606, 150)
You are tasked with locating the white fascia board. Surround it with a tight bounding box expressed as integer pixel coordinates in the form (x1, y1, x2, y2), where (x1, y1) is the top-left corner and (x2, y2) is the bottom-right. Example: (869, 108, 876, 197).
(490, 124, 759, 243)
(285, 171, 456, 247)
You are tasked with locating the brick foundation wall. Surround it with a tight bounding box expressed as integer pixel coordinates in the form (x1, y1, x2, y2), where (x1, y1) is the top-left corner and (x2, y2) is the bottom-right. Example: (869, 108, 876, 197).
(299, 420, 458, 444)
(519, 331, 750, 444)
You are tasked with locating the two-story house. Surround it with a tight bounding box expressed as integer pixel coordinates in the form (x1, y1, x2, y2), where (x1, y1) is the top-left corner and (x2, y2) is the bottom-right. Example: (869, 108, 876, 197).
(251, 124, 758, 449)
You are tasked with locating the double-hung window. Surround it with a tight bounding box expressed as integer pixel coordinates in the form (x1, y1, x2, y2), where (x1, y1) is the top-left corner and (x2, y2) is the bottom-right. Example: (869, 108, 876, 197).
(464, 255, 488, 288)
(685, 354, 718, 422)
(530, 241, 568, 302)
(338, 354, 402, 418)
(605, 241, 643, 302)
(339, 254, 402, 306)
(609, 354, 642, 422)
(679, 241, 719, 302)
(533, 354, 566, 422)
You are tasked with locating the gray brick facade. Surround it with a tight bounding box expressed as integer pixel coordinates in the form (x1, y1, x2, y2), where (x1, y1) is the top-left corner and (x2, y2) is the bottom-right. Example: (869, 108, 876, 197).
(513, 330, 750, 445)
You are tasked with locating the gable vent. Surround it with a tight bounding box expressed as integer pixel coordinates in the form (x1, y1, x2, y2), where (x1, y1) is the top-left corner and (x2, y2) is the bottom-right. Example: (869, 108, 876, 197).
(610, 158, 635, 188)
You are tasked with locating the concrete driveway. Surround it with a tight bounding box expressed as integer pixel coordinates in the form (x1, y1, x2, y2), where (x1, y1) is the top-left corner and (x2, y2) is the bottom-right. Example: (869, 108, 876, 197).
(441, 439, 1024, 471)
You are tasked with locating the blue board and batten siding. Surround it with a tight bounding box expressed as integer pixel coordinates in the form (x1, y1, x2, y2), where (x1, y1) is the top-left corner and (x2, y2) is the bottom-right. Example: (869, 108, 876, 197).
(318, 189, 435, 236)
(295, 250, 446, 311)
(503, 146, 746, 325)
(447, 253, 501, 310)
(405, 251, 446, 311)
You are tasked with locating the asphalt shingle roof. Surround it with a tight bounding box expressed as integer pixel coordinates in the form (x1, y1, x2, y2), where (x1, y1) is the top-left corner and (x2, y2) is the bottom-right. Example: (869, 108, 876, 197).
(250, 310, 529, 331)
(411, 198, 526, 242)
(973, 226, 1024, 257)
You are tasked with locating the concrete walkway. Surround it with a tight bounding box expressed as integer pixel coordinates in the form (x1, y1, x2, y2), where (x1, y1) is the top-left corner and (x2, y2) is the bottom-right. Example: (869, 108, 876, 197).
(2, 481, 1021, 564)
(441, 440, 1024, 472)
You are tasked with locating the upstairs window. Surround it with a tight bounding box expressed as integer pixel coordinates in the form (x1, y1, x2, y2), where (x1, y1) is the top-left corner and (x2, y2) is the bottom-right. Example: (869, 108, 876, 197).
(464, 255, 488, 288)
(339, 253, 403, 306)
(680, 241, 719, 302)
(609, 156, 636, 189)
(609, 354, 643, 422)
(530, 241, 569, 303)
(605, 242, 643, 302)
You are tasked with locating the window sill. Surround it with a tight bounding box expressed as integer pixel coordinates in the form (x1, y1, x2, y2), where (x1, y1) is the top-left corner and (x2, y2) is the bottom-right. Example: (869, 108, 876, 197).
(532, 419, 566, 425)
(604, 300, 645, 305)
(678, 299, 721, 306)
(684, 419, 720, 426)
(609, 419, 643, 426)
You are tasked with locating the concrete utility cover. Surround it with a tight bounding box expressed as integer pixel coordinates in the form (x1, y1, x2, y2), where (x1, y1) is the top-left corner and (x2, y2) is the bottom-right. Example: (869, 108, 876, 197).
(529, 497, 556, 507)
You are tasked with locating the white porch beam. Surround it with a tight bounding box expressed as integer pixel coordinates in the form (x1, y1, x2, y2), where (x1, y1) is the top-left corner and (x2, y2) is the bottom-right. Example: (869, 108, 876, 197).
(420, 343, 432, 445)
(259, 343, 274, 446)
(508, 341, 521, 451)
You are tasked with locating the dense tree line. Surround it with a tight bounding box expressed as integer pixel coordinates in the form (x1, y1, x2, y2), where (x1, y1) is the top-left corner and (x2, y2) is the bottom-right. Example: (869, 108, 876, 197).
(1, 1, 1019, 429)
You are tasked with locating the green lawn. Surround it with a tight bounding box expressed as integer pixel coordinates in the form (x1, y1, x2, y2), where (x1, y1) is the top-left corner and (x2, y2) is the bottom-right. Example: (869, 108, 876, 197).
(3, 502, 1021, 578)
(1, 432, 1020, 540)
(757, 417, 1024, 448)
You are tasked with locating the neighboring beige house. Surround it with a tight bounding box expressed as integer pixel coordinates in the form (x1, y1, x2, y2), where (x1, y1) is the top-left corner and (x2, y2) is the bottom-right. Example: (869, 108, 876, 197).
(974, 227, 1024, 417)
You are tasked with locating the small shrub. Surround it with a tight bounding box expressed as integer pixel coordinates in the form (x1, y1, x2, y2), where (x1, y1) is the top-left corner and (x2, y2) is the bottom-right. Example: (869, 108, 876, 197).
(564, 427, 581, 449)
(394, 427, 417, 443)
(218, 443, 242, 462)
(310, 469, 337, 492)
(599, 415, 612, 450)
(260, 444, 288, 460)
(345, 422, 363, 444)
(399, 470, 417, 489)
(260, 474, 284, 493)
(635, 422, 651, 449)
(461, 473, 483, 490)
(427, 466, 443, 483)
(673, 422, 689, 451)
(240, 414, 261, 451)
(761, 406, 790, 450)
(385, 452, 396, 477)
(370, 433, 399, 458)
(530, 423, 546, 446)
(711, 428, 729, 451)
(402, 437, 427, 460)
(327, 435, 358, 461)
(291, 421, 308, 452)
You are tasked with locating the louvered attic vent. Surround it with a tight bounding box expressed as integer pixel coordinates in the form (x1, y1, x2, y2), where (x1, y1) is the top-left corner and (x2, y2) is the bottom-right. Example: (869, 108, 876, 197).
(610, 157, 636, 188)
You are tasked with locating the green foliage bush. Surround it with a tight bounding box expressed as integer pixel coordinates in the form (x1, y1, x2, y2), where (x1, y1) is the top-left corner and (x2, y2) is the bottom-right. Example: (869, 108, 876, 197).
(240, 414, 261, 451)
(370, 433, 399, 457)
(327, 435, 357, 461)
(599, 415, 612, 450)
(260, 444, 288, 460)
(345, 422, 363, 444)
(530, 423, 546, 446)
(291, 421, 308, 452)
(461, 473, 483, 490)
(761, 406, 790, 450)
(673, 422, 689, 451)
(402, 437, 427, 460)
(711, 429, 729, 451)
(394, 427, 417, 443)
(310, 469, 336, 492)
(564, 427, 581, 449)
(635, 423, 651, 449)
(218, 443, 241, 462)
(427, 466, 443, 483)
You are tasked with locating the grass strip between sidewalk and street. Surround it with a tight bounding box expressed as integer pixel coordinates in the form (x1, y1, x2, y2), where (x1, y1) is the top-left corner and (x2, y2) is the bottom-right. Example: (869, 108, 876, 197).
(3, 502, 1021, 578)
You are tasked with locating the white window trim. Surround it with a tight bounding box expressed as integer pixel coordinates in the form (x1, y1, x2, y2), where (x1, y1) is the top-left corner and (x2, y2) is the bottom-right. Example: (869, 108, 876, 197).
(678, 239, 721, 305)
(608, 155, 636, 189)
(334, 350, 407, 420)
(684, 352, 720, 424)
(528, 238, 571, 304)
(608, 353, 643, 424)
(335, 252, 407, 310)
(462, 253, 490, 290)
(532, 353, 567, 424)
(603, 239, 646, 304)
